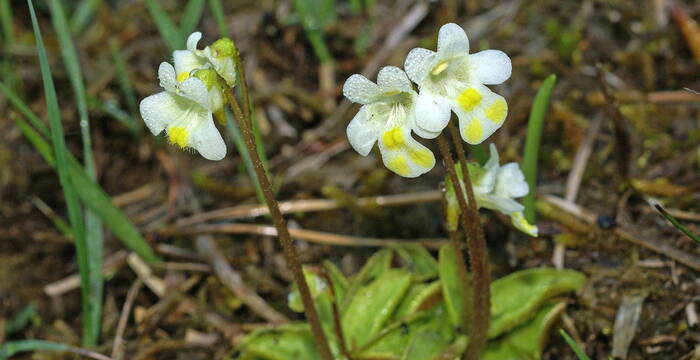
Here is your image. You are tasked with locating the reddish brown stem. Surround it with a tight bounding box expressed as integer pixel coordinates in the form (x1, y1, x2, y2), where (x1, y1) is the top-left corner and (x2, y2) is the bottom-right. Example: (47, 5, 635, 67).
(436, 134, 490, 360)
(225, 89, 334, 360)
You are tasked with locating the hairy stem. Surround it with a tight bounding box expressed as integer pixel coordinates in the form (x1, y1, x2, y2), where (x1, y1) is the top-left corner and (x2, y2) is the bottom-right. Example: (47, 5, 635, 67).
(225, 88, 334, 360)
(436, 134, 490, 360)
(440, 184, 473, 333)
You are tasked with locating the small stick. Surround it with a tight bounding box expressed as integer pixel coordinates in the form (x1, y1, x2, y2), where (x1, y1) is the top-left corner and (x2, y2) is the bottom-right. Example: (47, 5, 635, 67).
(436, 134, 490, 360)
(172, 223, 448, 249)
(195, 235, 289, 324)
(112, 279, 143, 360)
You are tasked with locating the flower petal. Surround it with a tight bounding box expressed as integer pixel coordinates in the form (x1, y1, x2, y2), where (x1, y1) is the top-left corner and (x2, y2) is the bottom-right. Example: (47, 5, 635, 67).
(414, 91, 450, 136)
(469, 50, 512, 85)
(495, 163, 529, 198)
(173, 49, 206, 77)
(377, 126, 435, 178)
(189, 113, 226, 161)
(158, 62, 177, 92)
(140, 91, 182, 135)
(346, 106, 380, 156)
(478, 193, 524, 214)
(376, 66, 413, 93)
(404, 47, 437, 85)
(437, 23, 469, 58)
(179, 77, 210, 109)
(343, 74, 381, 105)
(510, 212, 538, 237)
(186, 32, 203, 52)
(451, 85, 508, 144)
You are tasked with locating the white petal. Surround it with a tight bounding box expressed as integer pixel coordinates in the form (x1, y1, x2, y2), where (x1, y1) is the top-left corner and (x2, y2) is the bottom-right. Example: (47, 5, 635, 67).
(173, 50, 206, 76)
(377, 126, 435, 178)
(495, 163, 529, 198)
(190, 113, 226, 160)
(186, 32, 203, 52)
(404, 47, 437, 85)
(478, 194, 523, 214)
(469, 50, 512, 85)
(140, 91, 182, 135)
(437, 23, 469, 58)
(451, 85, 508, 144)
(158, 62, 177, 92)
(414, 91, 450, 136)
(346, 107, 379, 156)
(376, 66, 413, 93)
(179, 77, 210, 109)
(343, 74, 381, 105)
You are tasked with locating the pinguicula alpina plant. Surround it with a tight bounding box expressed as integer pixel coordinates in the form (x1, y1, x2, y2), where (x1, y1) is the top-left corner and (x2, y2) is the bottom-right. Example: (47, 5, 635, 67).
(139, 32, 335, 360)
(342, 23, 533, 360)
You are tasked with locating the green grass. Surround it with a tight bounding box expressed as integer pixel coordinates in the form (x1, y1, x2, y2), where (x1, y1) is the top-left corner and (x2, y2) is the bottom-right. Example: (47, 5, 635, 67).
(48, 0, 104, 345)
(146, 0, 206, 51)
(291, 0, 335, 63)
(522, 74, 557, 224)
(560, 329, 591, 360)
(0, 340, 111, 360)
(109, 39, 140, 119)
(650, 200, 700, 245)
(180, 0, 206, 39)
(28, 0, 96, 346)
(69, 0, 102, 34)
(209, 0, 228, 37)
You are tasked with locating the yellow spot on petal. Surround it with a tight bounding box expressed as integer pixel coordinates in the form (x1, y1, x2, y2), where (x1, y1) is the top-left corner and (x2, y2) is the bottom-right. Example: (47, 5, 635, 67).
(463, 119, 483, 144)
(382, 127, 405, 149)
(431, 61, 449, 76)
(177, 72, 190, 83)
(511, 212, 538, 237)
(387, 156, 410, 176)
(168, 126, 189, 148)
(408, 147, 434, 168)
(456, 88, 482, 112)
(485, 99, 507, 124)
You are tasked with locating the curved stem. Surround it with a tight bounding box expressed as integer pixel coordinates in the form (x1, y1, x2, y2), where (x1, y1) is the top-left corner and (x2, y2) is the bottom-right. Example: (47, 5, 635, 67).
(436, 134, 490, 360)
(225, 88, 334, 360)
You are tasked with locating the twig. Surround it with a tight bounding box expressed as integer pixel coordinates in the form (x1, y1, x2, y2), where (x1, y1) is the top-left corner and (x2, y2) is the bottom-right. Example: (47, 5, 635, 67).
(44, 251, 128, 297)
(112, 279, 143, 360)
(195, 235, 289, 324)
(174, 223, 448, 249)
(540, 195, 700, 272)
(169, 190, 442, 230)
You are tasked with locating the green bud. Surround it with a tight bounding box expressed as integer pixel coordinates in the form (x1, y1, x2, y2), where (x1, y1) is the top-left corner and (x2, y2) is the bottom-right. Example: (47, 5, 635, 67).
(210, 37, 236, 59)
(193, 68, 219, 90)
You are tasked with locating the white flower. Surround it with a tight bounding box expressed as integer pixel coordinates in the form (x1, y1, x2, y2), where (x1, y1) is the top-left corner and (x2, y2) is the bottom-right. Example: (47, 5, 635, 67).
(404, 23, 512, 144)
(343, 66, 437, 178)
(139, 62, 226, 161)
(473, 144, 537, 237)
(184, 32, 237, 87)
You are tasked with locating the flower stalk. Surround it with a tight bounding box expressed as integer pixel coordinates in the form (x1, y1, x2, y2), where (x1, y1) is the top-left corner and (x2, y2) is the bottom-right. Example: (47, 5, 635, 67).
(224, 88, 334, 360)
(436, 133, 490, 360)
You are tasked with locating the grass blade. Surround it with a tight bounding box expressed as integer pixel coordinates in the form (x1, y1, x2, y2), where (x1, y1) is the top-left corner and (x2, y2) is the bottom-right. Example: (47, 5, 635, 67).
(109, 39, 140, 118)
(145, 0, 182, 51)
(180, 0, 206, 38)
(0, 0, 13, 46)
(522, 74, 557, 224)
(69, 0, 102, 34)
(0, 340, 111, 360)
(291, 0, 335, 63)
(6, 84, 159, 263)
(28, 0, 93, 345)
(649, 199, 700, 244)
(209, 0, 229, 37)
(226, 111, 266, 204)
(559, 330, 591, 360)
(87, 97, 140, 133)
(0, 82, 49, 136)
(48, 0, 104, 345)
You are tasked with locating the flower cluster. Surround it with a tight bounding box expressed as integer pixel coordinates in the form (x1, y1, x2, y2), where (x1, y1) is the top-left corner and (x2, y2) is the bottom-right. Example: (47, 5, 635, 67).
(140, 32, 237, 160)
(447, 145, 538, 237)
(343, 23, 512, 177)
